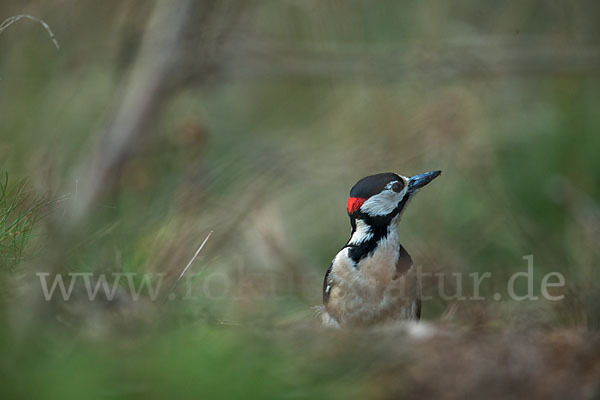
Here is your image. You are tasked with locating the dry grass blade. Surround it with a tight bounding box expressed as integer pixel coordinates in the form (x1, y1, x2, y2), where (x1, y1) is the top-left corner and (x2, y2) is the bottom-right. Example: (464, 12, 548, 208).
(177, 230, 213, 281)
(0, 14, 59, 49)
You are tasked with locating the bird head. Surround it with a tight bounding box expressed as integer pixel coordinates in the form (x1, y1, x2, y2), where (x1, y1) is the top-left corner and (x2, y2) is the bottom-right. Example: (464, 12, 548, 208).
(347, 171, 441, 226)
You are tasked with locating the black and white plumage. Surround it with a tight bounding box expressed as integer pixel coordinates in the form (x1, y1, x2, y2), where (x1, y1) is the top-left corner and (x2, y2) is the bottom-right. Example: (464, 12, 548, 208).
(322, 171, 441, 327)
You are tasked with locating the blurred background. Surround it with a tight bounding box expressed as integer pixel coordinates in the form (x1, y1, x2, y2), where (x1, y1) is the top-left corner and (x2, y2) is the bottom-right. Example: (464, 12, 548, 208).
(1, 0, 599, 399)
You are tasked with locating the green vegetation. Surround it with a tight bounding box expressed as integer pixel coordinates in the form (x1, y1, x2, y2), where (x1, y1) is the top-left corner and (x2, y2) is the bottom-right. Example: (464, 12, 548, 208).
(0, 175, 41, 270)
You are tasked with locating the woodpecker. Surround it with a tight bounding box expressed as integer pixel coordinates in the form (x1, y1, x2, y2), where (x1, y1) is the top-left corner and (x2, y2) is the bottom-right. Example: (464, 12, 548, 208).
(321, 170, 441, 327)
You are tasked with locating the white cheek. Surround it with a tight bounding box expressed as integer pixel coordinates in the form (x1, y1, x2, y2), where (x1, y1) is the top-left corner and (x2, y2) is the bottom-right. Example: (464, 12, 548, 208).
(360, 188, 407, 216)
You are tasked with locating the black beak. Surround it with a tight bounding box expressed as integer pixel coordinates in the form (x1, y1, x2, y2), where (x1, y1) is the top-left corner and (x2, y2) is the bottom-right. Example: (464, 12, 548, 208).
(408, 170, 441, 193)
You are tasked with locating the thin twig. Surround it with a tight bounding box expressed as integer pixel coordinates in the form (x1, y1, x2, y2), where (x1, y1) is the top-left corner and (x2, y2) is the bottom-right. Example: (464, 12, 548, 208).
(0, 14, 59, 49)
(221, 34, 600, 81)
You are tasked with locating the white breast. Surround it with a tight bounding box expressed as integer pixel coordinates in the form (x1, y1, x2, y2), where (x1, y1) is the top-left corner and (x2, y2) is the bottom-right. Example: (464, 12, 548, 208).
(325, 230, 420, 326)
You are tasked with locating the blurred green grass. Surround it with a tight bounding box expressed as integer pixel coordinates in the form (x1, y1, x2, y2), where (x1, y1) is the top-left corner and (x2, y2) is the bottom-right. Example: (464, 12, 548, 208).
(1, 0, 600, 398)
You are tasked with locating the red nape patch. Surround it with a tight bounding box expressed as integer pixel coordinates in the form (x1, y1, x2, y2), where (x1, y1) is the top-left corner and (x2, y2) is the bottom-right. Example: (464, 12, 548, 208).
(347, 197, 367, 214)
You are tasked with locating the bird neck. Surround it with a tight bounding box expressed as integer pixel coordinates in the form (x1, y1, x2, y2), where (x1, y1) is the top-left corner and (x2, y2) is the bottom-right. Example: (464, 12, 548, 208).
(346, 216, 400, 264)
(348, 217, 399, 244)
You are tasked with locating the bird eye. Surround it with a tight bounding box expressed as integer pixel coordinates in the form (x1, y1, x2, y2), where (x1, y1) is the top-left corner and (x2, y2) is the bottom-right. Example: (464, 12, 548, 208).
(391, 182, 403, 193)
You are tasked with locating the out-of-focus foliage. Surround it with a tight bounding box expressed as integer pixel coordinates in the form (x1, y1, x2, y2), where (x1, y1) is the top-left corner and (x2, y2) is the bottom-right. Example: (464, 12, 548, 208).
(1, 0, 600, 398)
(0, 175, 41, 270)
